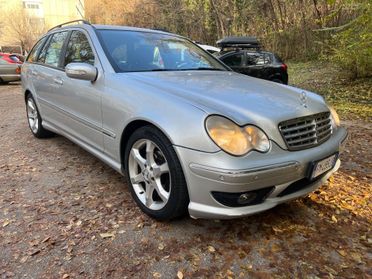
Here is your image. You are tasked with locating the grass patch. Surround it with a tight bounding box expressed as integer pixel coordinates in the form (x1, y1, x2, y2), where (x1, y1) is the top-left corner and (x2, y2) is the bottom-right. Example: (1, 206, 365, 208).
(287, 60, 371, 120)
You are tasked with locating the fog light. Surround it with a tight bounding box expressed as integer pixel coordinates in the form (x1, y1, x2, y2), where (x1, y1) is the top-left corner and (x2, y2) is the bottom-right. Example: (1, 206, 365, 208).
(211, 187, 274, 207)
(238, 193, 257, 205)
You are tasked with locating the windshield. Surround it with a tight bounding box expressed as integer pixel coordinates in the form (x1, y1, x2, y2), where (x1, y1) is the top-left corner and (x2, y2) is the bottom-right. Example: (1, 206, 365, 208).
(97, 30, 228, 73)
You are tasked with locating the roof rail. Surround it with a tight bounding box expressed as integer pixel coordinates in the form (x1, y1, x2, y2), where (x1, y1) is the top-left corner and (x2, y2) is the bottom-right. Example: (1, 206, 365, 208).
(48, 19, 91, 32)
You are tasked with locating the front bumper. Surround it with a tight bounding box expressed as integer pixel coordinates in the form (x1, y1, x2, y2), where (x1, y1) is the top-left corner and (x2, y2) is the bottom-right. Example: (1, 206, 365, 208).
(175, 127, 347, 219)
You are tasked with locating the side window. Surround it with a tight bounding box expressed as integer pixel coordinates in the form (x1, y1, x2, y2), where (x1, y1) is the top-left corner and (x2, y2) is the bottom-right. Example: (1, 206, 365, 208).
(43, 31, 69, 67)
(27, 36, 47, 63)
(222, 53, 243, 67)
(37, 36, 51, 64)
(247, 53, 270, 66)
(64, 31, 95, 67)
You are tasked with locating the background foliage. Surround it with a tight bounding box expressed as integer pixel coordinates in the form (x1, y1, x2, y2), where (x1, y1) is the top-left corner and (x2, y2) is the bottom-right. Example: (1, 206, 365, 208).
(86, 0, 371, 78)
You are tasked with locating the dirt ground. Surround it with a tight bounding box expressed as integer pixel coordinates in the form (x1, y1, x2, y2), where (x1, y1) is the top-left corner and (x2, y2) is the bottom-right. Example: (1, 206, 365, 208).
(0, 83, 371, 279)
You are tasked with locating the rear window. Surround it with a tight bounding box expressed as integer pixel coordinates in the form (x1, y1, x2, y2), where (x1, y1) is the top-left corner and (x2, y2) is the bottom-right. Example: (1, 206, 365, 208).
(9, 55, 20, 63)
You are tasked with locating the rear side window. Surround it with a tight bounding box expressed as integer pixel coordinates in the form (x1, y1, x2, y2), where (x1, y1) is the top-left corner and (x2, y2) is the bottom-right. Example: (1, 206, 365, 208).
(27, 36, 47, 63)
(246, 53, 271, 66)
(43, 31, 69, 67)
(64, 31, 95, 67)
(222, 53, 243, 67)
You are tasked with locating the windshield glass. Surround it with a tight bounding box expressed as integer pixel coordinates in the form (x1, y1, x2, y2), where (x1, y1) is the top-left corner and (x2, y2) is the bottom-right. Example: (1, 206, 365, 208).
(97, 30, 227, 73)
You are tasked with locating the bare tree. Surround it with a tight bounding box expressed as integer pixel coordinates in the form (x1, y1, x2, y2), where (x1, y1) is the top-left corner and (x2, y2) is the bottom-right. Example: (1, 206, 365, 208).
(1, 6, 47, 52)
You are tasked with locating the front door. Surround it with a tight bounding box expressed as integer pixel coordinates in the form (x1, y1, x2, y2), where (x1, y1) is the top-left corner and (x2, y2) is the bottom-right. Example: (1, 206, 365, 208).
(57, 30, 104, 151)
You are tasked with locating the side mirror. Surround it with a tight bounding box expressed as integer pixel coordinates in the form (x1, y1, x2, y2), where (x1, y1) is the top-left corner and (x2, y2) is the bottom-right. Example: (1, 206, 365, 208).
(65, 63, 97, 81)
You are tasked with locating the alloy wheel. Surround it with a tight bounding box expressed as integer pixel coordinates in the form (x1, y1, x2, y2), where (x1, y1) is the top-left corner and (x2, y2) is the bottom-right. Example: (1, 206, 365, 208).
(27, 98, 39, 134)
(128, 139, 171, 210)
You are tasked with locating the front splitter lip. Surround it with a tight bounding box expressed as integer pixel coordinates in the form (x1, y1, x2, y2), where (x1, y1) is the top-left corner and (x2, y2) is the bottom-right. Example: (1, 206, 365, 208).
(188, 159, 340, 219)
(189, 161, 300, 184)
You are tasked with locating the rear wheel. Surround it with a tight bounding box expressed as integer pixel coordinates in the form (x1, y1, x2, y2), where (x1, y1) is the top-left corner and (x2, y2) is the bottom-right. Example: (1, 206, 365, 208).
(26, 94, 54, 138)
(0, 78, 9, 85)
(125, 126, 189, 220)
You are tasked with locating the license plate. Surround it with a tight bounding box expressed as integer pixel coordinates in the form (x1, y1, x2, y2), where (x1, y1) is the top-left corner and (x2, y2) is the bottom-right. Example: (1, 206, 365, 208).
(310, 154, 337, 179)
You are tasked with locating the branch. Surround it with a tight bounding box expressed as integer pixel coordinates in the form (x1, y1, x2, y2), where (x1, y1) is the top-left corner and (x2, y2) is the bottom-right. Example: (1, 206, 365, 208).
(312, 17, 358, 33)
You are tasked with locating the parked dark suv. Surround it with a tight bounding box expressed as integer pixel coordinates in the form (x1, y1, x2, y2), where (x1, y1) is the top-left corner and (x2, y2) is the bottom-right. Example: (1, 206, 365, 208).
(216, 37, 288, 84)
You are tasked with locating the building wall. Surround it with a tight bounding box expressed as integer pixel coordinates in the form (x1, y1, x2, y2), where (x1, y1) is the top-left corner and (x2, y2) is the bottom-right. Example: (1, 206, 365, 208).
(0, 0, 84, 51)
(43, 0, 85, 28)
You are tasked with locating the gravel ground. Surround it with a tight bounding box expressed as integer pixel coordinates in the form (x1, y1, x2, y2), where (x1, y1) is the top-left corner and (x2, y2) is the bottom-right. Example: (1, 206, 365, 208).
(0, 83, 371, 278)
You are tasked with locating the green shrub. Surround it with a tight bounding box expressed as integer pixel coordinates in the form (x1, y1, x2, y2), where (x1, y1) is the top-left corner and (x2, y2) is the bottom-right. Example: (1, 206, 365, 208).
(330, 2, 372, 78)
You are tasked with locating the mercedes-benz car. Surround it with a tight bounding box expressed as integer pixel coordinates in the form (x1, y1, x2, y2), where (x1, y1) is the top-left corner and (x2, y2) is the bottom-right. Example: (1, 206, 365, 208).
(22, 20, 347, 220)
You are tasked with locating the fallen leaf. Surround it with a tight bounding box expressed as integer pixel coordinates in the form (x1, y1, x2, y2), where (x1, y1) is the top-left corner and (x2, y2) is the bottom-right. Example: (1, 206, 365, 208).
(158, 243, 165, 250)
(351, 252, 362, 263)
(331, 215, 338, 223)
(28, 249, 40, 256)
(62, 274, 69, 279)
(153, 272, 161, 278)
(177, 271, 183, 279)
(337, 250, 346, 257)
(100, 232, 115, 239)
(208, 245, 216, 253)
(2, 220, 10, 227)
(42, 237, 50, 243)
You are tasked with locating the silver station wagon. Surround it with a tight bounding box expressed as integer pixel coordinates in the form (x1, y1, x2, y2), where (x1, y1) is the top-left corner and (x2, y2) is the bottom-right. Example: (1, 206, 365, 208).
(22, 20, 347, 220)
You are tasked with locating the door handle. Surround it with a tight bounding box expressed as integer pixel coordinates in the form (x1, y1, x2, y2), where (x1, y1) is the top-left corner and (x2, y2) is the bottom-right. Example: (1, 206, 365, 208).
(30, 70, 38, 77)
(53, 77, 63, 85)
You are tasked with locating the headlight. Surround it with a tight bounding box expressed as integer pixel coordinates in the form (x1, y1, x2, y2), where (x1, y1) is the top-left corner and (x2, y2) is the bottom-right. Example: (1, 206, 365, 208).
(205, 115, 270, 156)
(329, 106, 340, 128)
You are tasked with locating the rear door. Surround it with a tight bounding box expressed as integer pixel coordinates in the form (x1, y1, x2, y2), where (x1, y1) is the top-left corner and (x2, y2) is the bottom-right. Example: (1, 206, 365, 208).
(33, 31, 69, 123)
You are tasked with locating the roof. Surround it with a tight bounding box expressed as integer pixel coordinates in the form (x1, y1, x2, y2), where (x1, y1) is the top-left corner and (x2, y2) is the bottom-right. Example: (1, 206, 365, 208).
(216, 36, 260, 48)
(47, 21, 180, 38)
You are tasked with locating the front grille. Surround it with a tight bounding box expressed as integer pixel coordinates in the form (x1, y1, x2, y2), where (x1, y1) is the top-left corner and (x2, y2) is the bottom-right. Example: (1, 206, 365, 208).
(279, 112, 332, 151)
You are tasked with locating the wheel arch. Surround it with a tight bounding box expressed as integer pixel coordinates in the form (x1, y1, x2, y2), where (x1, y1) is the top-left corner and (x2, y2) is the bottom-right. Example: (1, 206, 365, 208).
(119, 119, 174, 170)
(24, 89, 32, 99)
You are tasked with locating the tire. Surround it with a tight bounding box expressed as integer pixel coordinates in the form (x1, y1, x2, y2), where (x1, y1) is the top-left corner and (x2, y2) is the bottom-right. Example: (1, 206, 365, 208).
(124, 125, 189, 220)
(25, 94, 54, 138)
(0, 78, 9, 85)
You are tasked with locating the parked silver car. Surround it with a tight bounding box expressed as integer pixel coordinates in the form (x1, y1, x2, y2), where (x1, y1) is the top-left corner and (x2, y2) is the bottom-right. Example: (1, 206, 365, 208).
(0, 53, 21, 84)
(22, 20, 347, 220)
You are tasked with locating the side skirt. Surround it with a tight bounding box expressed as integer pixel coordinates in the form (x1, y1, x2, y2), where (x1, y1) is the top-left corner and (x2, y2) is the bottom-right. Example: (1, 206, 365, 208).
(42, 120, 124, 175)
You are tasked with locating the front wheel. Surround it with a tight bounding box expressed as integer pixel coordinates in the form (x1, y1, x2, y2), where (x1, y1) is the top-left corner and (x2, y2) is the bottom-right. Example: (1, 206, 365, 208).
(124, 126, 189, 220)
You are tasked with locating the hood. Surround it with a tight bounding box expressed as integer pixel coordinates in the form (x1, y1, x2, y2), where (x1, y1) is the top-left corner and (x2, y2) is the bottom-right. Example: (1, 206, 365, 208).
(122, 71, 329, 147)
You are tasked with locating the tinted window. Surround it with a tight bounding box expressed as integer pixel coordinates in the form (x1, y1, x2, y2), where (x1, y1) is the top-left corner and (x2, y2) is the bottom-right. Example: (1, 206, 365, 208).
(27, 36, 47, 62)
(97, 30, 227, 72)
(222, 53, 243, 67)
(64, 31, 95, 67)
(9, 56, 20, 63)
(246, 53, 271, 66)
(43, 32, 68, 67)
